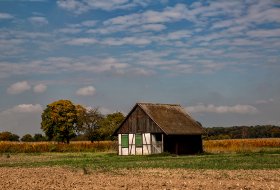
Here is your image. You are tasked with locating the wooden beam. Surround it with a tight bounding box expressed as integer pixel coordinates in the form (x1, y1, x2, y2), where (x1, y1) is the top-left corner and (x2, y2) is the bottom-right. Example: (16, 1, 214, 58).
(161, 134, 164, 153)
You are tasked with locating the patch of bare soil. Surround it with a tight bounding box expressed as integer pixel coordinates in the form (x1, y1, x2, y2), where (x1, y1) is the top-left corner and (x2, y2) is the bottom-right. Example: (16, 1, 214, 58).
(0, 167, 279, 190)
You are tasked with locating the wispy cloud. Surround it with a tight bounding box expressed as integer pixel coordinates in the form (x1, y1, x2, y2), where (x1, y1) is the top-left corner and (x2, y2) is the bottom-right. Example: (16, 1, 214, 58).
(186, 104, 258, 114)
(57, 0, 154, 14)
(1, 104, 43, 114)
(0, 13, 14, 19)
(28, 16, 48, 25)
(33, 84, 47, 93)
(65, 38, 98, 45)
(247, 28, 280, 38)
(76, 86, 96, 96)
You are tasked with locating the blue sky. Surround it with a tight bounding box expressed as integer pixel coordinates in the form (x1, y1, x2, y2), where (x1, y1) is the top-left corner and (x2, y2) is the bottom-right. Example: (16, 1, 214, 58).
(0, 0, 280, 136)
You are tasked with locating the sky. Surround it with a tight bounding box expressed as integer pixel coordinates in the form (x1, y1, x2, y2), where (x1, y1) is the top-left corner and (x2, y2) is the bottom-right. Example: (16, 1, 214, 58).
(0, 0, 280, 136)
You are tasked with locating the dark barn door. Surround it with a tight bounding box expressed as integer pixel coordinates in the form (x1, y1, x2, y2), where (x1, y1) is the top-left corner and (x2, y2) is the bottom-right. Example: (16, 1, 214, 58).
(164, 135, 203, 155)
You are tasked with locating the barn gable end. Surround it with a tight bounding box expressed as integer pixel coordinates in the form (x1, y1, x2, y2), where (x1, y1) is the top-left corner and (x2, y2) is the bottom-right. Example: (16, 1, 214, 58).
(115, 105, 163, 134)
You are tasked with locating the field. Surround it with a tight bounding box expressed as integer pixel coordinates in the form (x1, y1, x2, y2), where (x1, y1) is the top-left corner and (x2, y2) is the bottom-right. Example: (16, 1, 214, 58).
(1, 138, 280, 189)
(1, 138, 280, 153)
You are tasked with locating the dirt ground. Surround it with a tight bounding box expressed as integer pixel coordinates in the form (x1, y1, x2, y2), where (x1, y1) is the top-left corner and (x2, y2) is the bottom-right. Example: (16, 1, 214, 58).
(0, 167, 279, 190)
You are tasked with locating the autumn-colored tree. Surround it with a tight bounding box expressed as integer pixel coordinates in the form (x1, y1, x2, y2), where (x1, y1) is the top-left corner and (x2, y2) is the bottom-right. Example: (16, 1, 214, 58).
(0, 131, 19, 141)
(76, 105, 103, 142)
(41, 100, 78, 144)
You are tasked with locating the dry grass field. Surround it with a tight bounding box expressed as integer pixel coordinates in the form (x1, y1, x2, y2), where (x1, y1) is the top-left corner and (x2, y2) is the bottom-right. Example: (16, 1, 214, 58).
(204, 138, 280, 153)
(0, 140, 116, 153)
(1, 138, 279, 153)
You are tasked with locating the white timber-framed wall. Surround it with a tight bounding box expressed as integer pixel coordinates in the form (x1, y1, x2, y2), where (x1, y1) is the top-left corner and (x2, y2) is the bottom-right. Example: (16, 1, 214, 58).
(118, 133, 164, 155)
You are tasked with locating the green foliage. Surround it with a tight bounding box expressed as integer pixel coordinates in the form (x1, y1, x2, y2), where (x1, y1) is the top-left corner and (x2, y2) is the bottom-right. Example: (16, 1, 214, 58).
(33, 134, 46, 142)
(0, 131, 19, 141)
(21, 134, 34, 142)
(99, 112, 125, 140)
(41, 99, 78, 143)
(76, 106, 104, 142)
(204, 125, 280, 140)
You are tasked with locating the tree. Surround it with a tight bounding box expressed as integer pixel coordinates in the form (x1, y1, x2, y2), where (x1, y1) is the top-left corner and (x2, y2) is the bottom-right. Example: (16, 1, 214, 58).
(41, 99, 78, 144)
(21, 134, 34, 142)
(76, 106, 103, 142)
(0, 131, 20, 141)
(99, 112, 125, 140)
(33, 133, 46, 141)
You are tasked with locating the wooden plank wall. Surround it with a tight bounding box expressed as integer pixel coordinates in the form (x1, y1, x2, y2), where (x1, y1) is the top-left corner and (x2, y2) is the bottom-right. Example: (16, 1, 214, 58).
(118, 106, 162, 134)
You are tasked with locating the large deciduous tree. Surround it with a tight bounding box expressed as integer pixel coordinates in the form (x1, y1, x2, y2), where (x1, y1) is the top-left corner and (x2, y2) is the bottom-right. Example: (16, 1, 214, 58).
(41, 99, 78, 144)
(76, 105, 103, 143)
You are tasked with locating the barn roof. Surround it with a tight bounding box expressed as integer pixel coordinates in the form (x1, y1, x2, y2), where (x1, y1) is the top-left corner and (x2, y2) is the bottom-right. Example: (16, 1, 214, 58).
(115, 103, 205, 135)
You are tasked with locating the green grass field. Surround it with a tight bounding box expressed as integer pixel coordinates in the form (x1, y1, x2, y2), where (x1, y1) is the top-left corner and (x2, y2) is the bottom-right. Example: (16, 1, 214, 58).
(1, 151, 279, 170)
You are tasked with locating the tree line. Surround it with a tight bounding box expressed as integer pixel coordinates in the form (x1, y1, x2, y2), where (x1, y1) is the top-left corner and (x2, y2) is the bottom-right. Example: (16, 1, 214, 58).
(2, 124, 279, 142)
(204, 125, 280, 140)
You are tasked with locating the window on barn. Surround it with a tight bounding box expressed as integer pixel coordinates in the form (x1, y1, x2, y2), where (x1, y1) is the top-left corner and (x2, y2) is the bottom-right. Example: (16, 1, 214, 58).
(135, 134, 142, 147)
(155, 134, 162, 142)
(121, 134, 128, 148)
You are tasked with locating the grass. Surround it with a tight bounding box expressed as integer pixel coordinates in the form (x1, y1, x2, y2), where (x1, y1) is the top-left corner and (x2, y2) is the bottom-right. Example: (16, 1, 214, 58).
(0, 151, 279, 170)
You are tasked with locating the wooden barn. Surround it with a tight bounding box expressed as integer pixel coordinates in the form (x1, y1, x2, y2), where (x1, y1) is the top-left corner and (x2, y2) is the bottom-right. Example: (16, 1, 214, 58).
(114, 103, 205, 155)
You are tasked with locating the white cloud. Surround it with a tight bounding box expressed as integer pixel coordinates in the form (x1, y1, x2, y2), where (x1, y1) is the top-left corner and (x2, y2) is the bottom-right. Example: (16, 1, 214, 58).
(57, 0, 152, 14)
(104, 4, 187, 26)
(1, 104, 43, 114)
(80, 20, 97, 27)
(33, 84, 47, 93)
(102, 37, 151, 46)
(141, 24, 166, 31)
(0, 56, 131, 77)
(256, 98, 274, 104)
(28, 16, 48, 25)
(57, 28, 82, 34)
(0, 104, 43, 136)
(76, 86, 96, 96)
(186, 104, 258, 114)
(65, 38, 97, 45)
(7, 81, 31, 94)
(0, 13, 13, 19)
(247, 28, 280, 38)
(165, 30, 191, 40)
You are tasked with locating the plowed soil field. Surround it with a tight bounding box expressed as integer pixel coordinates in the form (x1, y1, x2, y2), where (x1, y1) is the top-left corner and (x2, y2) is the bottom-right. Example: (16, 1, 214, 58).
(1, 167, 279, 190)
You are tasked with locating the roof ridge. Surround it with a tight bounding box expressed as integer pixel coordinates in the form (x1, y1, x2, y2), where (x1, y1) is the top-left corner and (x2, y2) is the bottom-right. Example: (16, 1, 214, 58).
(137, 102, 180, 106)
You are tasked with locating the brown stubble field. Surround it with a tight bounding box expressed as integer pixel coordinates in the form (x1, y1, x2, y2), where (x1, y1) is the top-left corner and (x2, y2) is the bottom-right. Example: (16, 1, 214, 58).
(0, 167, 279, 190)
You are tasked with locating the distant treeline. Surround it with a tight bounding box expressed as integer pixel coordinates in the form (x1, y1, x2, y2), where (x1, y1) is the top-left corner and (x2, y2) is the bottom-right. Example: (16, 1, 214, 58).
(204, 125, 280, 140)
(1, 125, 280, 142)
